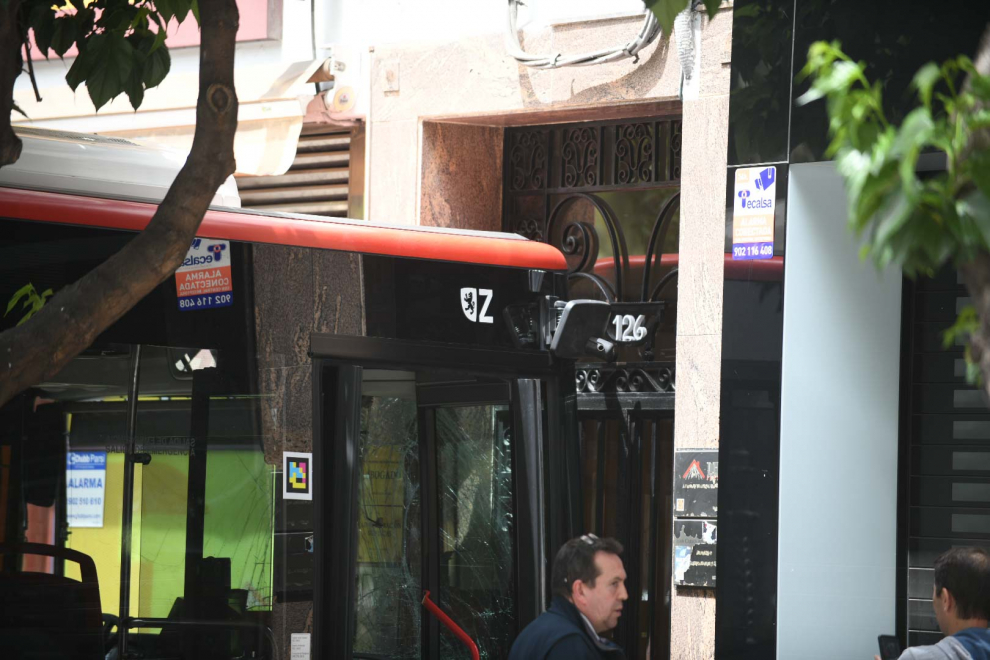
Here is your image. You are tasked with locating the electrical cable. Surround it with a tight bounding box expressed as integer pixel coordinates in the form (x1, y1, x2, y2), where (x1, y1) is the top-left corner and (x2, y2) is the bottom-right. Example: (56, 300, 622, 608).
(505, 0, 662, 69)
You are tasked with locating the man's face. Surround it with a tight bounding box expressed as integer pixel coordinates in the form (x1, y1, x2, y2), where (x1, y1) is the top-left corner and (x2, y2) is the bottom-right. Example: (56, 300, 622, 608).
(574, 551, 628, 633)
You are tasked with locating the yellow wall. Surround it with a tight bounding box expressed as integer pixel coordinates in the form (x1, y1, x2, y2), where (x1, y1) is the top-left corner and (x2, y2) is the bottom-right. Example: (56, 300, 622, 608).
(65, 449, 273, 618)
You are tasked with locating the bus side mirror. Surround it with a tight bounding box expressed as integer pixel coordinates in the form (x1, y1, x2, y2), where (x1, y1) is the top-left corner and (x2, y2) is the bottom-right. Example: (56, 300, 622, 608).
(549, 300, 616, 361)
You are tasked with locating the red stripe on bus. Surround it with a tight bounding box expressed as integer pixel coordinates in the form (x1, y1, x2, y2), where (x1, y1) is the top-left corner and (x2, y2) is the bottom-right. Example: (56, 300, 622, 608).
(0, 188, 568, 271)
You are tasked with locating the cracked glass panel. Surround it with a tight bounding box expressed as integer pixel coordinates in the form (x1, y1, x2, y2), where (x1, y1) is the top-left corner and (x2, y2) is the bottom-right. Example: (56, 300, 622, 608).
(436, 405, 515, 660)
(353, 370, 421, 659)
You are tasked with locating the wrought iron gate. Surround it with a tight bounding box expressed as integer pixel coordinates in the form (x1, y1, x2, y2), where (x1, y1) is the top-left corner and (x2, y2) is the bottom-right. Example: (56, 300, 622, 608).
(502, 116, 682, 660)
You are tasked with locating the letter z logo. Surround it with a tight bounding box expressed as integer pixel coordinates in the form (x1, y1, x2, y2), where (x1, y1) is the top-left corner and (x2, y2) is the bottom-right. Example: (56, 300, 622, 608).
(460, 287, 493, 324)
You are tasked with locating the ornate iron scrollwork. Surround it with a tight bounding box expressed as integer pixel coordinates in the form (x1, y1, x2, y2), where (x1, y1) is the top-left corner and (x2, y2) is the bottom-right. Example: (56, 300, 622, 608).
(575, 364, 675, 394)
(669, 120, 682, 180)
(508, 130, 548, 191)
(641, 192, 681, 301)
(514, 217, 544, 241)
(547, 193, 629, 301)
(615, 123, 655, 185)
(561, 127, 600, 188)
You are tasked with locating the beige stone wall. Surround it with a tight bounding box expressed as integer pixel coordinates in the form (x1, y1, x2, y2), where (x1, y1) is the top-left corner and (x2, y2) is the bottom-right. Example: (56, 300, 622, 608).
(363, 8, 732, 659)
(669, 8, 732, 660)
(366, 12, 684, 225)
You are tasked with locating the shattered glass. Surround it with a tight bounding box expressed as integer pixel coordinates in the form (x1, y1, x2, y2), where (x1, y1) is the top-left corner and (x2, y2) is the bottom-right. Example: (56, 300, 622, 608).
(352, 393, 422, 659)
(435, 405, 515, 660)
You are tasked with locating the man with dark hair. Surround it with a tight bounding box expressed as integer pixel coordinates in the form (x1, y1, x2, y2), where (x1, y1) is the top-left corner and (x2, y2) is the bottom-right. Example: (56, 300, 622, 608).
(508, 534, 627, 660)
(878, 547, 990, 660)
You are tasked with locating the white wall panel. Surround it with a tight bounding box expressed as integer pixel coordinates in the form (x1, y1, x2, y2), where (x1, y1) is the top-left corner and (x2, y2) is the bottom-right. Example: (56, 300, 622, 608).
(777, 162, 901, 659)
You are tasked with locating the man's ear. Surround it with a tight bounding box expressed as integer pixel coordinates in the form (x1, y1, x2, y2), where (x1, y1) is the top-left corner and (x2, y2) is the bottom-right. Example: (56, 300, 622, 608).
(571, 579, 586, 605)
(941, 587, 956, 615)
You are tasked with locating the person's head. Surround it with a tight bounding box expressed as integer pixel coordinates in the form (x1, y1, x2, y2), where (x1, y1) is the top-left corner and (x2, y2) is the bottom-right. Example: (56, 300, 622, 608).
(551, 534, 628, 633)
(932, 546, 990, 635)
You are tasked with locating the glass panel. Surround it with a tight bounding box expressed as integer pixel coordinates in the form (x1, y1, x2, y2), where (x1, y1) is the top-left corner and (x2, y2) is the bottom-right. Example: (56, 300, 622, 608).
(134, 346, 274, 658)
(352, 370, 421, 659)
(436, 405, 514, 660)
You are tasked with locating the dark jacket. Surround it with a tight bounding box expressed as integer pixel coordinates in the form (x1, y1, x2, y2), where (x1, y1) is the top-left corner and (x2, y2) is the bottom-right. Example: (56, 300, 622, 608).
(507, 596, 626, 660)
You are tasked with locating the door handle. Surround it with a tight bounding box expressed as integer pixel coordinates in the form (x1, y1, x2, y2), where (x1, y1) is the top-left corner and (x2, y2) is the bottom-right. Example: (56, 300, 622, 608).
(421, 590, 480, 660)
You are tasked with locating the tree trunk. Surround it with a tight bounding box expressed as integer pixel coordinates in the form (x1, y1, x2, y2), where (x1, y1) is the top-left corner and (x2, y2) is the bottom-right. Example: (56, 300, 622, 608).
(961, 255, 990, 403)
(0, 0, 24, 167)
(0, 0, 239, 408)
(960, 27, 990, 402)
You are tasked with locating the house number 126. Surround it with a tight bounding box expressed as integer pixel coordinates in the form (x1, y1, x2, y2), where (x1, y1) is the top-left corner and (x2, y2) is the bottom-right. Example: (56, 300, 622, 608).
(612, 314, 647, 342)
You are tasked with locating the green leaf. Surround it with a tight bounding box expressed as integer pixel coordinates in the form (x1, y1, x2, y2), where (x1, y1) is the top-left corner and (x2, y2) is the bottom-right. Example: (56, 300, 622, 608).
(51, 16, 79, 58)
(156, 0, 176, 25)
(190, 0, 199, 24)
(143, 43, 170, 88)
(125, 66, 145, 110)
(644, 0, 690, 37)
(5, 283, 35, 317)
(911, 62, 940, 109)
(797, 60, 863, 106)
(701, 0, 722, 18)
(84, 33, 136, 111)
(943, 305, 979, 350)
(32, 7, 56, 58)
(873, 189, 913, 248)
(65, 47, 95, 91)
(172, 0, 193, 24)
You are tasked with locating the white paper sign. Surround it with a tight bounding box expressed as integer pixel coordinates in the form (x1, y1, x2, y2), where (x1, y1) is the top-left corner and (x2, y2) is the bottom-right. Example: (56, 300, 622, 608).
(290, 633, 311, 660)
(67, 451, 107, 528)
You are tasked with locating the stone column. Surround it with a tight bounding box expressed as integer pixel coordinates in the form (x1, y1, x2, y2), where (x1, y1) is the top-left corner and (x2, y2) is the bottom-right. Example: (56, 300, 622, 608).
(670, 8, 732, 660)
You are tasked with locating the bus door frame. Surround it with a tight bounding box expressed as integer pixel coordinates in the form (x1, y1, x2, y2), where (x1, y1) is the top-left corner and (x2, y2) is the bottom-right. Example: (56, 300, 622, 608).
(309, 334, 582, 660)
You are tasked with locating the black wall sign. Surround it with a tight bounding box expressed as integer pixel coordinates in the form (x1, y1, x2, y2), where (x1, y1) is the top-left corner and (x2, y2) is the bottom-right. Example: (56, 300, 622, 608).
(674, 448, 718, 518)
(674, 519, 717, 588)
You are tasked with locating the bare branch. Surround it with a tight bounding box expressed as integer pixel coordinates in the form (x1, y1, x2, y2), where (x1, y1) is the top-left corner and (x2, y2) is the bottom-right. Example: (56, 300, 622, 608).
(0, 0, 240, 407)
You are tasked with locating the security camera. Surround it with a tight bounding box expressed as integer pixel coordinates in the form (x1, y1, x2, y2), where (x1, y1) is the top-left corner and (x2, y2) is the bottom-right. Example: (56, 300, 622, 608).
(586, 337, 616, 362)
(549, 300, 616, 361)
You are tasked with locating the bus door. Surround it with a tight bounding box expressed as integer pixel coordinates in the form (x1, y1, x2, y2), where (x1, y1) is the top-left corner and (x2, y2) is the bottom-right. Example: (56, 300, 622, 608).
(309, 334, 583, 660)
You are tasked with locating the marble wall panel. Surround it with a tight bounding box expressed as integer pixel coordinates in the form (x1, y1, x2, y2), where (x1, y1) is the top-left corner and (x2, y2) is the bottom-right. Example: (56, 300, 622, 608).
(677, 94, 729, 338)
(420, 122, 503, 232)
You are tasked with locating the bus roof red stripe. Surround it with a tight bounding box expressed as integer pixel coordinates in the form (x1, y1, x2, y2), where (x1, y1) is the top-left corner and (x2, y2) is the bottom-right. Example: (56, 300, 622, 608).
(1, 187, 568, 271)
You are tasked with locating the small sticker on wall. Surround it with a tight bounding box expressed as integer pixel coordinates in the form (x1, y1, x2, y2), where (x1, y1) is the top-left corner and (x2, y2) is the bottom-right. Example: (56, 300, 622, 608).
(732, 166, 776, 260)
(283, 451, 313, 501)
(175, 237, 233, 311)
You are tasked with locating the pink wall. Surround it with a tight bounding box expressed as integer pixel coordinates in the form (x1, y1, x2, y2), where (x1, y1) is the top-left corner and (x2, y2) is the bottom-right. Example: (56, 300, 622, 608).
(26, 0, 269, 61)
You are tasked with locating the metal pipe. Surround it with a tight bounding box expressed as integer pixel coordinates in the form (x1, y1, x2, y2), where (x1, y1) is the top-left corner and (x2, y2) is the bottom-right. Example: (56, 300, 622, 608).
(117, 344, 142, 658)
(421, 590, 480, 660)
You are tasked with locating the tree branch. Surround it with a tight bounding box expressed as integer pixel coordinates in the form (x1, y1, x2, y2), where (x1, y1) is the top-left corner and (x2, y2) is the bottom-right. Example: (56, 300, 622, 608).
(0, 0, 25, 167)
(0, 0, 239, 408)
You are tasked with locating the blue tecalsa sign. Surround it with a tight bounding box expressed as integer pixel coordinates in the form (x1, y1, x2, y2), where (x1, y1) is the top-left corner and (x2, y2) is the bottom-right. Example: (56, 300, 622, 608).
(732, 166, 776, 260)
